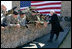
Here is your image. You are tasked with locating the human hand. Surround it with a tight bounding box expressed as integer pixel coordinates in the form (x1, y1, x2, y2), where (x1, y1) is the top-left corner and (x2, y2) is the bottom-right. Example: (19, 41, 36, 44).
(1, 26, 5, 30)
(16, 24, 20, 28)
(44, 22, 48, 27)
(35, 21, 40, 23)
(32, 13, 36, 15)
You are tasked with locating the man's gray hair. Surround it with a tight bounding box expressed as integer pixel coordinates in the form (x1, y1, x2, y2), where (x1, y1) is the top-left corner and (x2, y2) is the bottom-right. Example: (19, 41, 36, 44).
(50, 10, 55, 13)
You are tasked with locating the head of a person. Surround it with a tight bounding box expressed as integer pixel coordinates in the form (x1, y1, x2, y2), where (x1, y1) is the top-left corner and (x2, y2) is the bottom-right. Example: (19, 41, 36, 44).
(20, 11, 26, 18)
(1, 4, 7, 12)
(50, 10, 55, 16)
(13, 11, 18, 18)
(31, 10, 37, 16)
(20, 13, 26, 18)
(26, 7, 30, 11)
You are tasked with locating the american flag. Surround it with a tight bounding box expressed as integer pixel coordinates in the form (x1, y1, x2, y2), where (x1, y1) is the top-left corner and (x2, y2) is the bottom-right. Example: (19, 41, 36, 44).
(20, 1, 61, 16)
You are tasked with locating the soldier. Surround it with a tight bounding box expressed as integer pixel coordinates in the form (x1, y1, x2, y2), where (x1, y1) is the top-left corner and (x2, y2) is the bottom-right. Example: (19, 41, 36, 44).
(25, 7, 37, 24)
(32, 11, 49, 28)
(25, 7, 43, 28)
(2, 10, 20, 28)
(1, 5, 19, 29)
(23, 7, 47, 28)
(27, 8, 42, 28)
(7, 11, 20, 28)
(26, 7, 39, 24)
(18, 10, 28, 28)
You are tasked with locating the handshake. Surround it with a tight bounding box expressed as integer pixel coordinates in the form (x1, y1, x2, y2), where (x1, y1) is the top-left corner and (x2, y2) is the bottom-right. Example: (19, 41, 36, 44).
(35, 21, 49, 27)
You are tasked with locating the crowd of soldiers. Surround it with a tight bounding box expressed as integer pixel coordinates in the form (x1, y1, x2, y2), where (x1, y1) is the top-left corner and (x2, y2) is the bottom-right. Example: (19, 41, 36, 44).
(1, 5, 50, 30)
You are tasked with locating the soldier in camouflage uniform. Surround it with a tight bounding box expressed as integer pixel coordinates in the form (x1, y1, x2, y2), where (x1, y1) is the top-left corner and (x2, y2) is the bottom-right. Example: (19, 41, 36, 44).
(24, 7, 41, 28)
(2, 10, 20, 29)
(30, 9, 48, 28)
(23, 7, 37, 24)
(18, 10, 28, 28)
(7, 11, 20, 28)
(23, 7, 47, 28)
(1, 5, 19, 29)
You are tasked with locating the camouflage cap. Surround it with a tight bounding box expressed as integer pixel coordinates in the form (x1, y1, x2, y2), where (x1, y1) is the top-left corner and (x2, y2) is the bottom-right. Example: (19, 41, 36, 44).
(29, 6, 37, 10)
(13, 11, 18, 15)
(18, 10, 25, 15)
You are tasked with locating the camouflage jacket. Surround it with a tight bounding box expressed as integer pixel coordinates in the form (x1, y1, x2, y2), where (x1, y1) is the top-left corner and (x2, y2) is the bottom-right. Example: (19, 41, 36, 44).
(17, 15, 26, 26)
(2, 15, 19, 26)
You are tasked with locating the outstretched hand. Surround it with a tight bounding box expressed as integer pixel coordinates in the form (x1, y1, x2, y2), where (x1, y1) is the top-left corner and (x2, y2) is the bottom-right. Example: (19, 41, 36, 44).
(1, 26, 5, 30)
(16, 24, 20, 28)
(44, 22, 48, 27)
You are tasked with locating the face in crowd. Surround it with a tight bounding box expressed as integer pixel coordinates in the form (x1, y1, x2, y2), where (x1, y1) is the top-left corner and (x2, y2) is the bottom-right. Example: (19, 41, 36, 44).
(20, 14, 26, 18)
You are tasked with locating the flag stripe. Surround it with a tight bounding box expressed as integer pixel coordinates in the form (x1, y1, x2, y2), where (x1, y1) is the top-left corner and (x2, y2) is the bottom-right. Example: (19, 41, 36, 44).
(33, 4, 61, 8)
(20, 5, 61, 9)
(31, 2, 61, 6)
(31, 1, 44, 3)
(38, 9, 61, 12)
(35, 7, 61, 10)
(40, 12, 60, 14)
(31, 1, 61, 5)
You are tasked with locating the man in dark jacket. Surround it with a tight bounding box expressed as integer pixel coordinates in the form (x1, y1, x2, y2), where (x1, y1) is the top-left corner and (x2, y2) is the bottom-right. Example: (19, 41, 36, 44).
(48, 10, 64, 42)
